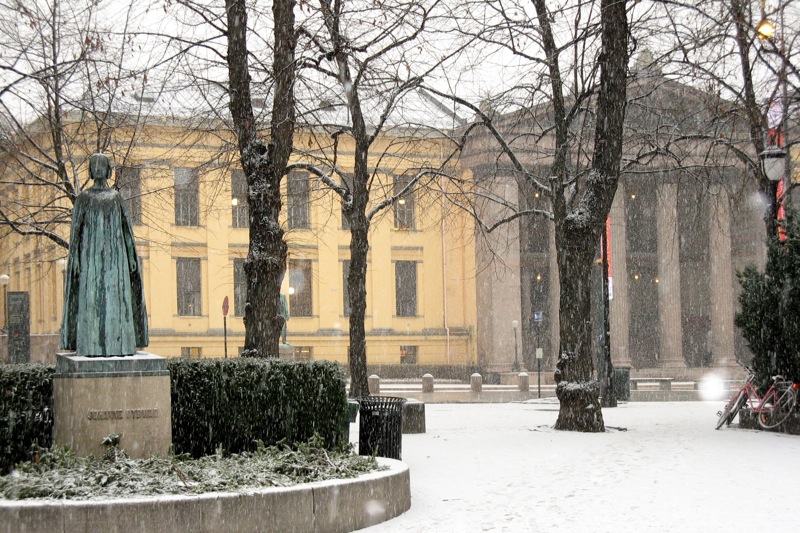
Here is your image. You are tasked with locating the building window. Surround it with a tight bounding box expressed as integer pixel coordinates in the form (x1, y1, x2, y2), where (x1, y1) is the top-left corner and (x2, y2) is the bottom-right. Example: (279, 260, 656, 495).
(342, 259, 351, 317)
(116, 166, 142, 225)
(181, 347, 202, 359)
(288, 172, 310, 229)
(176, 258, 202, 316)
(233, 258, 247, 317)
(289, 259, 313, 317)
(394, 173, 415, 230)
(174, 167, 199, 226)
(400, 346, 417, 365)
(231, 169, 249, 228)
(395, 261, 417, 317)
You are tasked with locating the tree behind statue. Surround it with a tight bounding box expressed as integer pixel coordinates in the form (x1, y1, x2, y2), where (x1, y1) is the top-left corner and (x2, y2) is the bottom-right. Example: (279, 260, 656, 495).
(735, 209, 800, 388)
(61, 153, 148, 357)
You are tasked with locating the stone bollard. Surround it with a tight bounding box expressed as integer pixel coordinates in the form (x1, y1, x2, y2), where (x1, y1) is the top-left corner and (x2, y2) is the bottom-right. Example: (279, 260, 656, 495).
(422, 373, 434, 393)
(518, 372, 530, 392)
(470, 373, 482, 392)
(368, 374, 381, 395)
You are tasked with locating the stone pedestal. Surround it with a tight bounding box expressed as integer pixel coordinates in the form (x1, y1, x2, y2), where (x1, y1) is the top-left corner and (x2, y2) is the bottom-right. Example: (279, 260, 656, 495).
(279, 344, 296, 360)
(53, 352, 171, 458)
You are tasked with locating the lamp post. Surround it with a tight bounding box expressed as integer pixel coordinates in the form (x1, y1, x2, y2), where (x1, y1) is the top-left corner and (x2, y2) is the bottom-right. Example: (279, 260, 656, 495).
(0, 274, 9, 333)
(222, 296, 229, 358)
(758, 1, 789, 238)
(600, 222, 616, 408)
(761, 145, 787, 237)
(512, 319, 520, 372)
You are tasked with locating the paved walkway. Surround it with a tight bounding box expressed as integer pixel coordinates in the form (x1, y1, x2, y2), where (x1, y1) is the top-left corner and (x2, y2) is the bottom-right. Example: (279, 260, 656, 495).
(353, 401, 800, 532)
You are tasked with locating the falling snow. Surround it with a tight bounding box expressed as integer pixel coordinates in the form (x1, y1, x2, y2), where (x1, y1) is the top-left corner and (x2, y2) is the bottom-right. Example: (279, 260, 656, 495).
(356, 401, 800, 532)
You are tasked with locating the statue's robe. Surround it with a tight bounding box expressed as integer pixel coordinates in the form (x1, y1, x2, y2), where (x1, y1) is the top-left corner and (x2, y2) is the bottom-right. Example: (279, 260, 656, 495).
(61, 184, 148, 356)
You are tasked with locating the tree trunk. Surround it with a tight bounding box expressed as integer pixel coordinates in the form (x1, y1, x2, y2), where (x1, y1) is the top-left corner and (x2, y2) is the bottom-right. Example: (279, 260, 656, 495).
(346, 138, 371, 398)
(554, 223, 604, 431)
(553, 0, 628, 431)
(347, 216, 370, 398)
(225, 0, 295, 358)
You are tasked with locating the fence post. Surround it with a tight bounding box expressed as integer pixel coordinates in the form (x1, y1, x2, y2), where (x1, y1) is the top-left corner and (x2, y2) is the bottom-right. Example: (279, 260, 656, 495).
(470, 373, 482, 392)
(422, 373, 434, 393)
(518, 372, 530, 392)
(368, 374, 381, 395)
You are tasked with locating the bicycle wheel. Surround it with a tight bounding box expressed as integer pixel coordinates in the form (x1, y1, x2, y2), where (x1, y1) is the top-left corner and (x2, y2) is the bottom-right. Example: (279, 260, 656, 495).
(758, 388, 797, 429)
(716, 389, 747, 430)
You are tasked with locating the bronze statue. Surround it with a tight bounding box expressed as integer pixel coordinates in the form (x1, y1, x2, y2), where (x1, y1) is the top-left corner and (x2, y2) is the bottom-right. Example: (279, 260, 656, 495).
(61, 153, 148, 357)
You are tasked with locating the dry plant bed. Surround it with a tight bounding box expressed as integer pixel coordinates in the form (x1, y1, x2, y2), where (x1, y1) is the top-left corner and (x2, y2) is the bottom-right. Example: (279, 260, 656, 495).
(1, 436, 382, 501)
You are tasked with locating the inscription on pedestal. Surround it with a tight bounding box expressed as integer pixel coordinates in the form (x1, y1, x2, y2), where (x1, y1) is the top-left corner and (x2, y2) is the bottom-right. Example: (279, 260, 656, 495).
(86, 408, 159, 420)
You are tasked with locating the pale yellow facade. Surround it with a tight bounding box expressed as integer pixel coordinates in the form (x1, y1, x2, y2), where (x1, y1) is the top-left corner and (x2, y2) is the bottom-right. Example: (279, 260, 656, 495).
(0, 121, 478, 368)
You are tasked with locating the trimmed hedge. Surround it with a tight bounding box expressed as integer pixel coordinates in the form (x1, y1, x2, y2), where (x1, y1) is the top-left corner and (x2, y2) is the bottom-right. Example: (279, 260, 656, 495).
(0, 364, 55, 473)
(1, 359, 348, 471)
(169, 358, 349, 458)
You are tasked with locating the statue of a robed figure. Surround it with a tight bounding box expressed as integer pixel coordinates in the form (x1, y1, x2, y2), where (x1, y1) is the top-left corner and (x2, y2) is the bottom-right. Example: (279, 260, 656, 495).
(61, 153, 148, 357)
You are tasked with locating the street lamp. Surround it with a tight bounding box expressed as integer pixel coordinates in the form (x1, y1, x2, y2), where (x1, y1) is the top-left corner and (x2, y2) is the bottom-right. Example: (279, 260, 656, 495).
(757, 1, 790, 237)
(761, 146, 786, 182)
(511, 319, 520, 372)
(0, 274, 9, 333)
(757, 16, 776, 40)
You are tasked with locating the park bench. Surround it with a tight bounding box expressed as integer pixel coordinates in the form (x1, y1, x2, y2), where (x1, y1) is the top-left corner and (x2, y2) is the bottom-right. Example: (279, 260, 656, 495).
(630, 377, 674, 391)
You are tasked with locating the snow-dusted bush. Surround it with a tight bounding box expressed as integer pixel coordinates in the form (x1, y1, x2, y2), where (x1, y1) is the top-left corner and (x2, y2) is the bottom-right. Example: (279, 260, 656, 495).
(0, 364, 54, 473)
(735, 211, 800, 388)
(169, 358, 349, 458)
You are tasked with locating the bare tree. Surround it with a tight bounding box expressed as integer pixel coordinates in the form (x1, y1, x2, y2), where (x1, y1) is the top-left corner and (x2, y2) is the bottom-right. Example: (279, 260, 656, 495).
(224, 0, 297, 357)
(660, 0, 800, 237)
(423, 0, 630, 431)
(0, 0, 159, 255)
(289, 0, 463, 397)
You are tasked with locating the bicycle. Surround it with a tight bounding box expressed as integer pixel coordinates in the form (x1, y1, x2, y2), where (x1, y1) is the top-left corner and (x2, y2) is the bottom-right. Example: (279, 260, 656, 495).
(715, 368, 799, 430)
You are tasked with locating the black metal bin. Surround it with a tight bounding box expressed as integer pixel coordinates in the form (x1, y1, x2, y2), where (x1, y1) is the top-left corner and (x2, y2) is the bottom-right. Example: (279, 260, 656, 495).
(356, 396, 406, 460)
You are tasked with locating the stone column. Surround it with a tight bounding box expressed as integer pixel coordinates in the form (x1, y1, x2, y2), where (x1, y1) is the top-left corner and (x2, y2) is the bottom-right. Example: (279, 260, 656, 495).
(709, 185, 737, 373)
(656, 182, 686, 369)
(609, 183, 632, 367)
(475, 176, 522, 373)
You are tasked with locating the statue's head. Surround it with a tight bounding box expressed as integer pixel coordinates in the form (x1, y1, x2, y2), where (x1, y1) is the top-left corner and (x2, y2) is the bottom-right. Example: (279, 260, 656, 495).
(89, 153, 111, 181)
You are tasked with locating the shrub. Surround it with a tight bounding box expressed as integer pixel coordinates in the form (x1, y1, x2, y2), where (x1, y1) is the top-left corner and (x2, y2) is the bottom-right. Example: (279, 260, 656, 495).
(169, 358, 348, 458)
(735, 211, 800, 388)
(0, 364, 55, 473)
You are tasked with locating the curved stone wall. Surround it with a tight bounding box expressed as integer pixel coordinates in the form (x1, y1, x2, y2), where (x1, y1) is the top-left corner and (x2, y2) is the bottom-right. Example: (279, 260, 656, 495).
(0, 458, 409, 533)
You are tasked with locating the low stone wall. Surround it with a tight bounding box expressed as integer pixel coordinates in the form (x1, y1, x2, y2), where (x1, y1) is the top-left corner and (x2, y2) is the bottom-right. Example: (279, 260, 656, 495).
(0, 458, 410, 533)
(738, 408, 800, 435)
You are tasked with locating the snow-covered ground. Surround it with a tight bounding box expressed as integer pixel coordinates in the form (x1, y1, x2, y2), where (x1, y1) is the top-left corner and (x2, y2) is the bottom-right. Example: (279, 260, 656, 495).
(355, 400, 799, 532)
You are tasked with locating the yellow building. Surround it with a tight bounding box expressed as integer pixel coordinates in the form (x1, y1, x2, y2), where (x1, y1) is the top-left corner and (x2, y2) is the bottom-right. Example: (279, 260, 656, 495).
(0, 119, 478, 370)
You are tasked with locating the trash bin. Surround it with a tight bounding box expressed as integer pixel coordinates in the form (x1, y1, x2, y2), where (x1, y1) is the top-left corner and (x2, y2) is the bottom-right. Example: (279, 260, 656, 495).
(613, 366, 631, 402)
(357, 396, 406, 460)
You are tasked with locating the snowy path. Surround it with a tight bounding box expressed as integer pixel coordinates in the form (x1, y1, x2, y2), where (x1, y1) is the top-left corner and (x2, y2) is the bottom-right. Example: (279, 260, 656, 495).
(356, 400, 799, 532)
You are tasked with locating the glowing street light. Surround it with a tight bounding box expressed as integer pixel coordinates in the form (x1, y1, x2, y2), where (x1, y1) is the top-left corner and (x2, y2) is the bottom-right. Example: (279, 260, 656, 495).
(757, 17, 776, 39)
